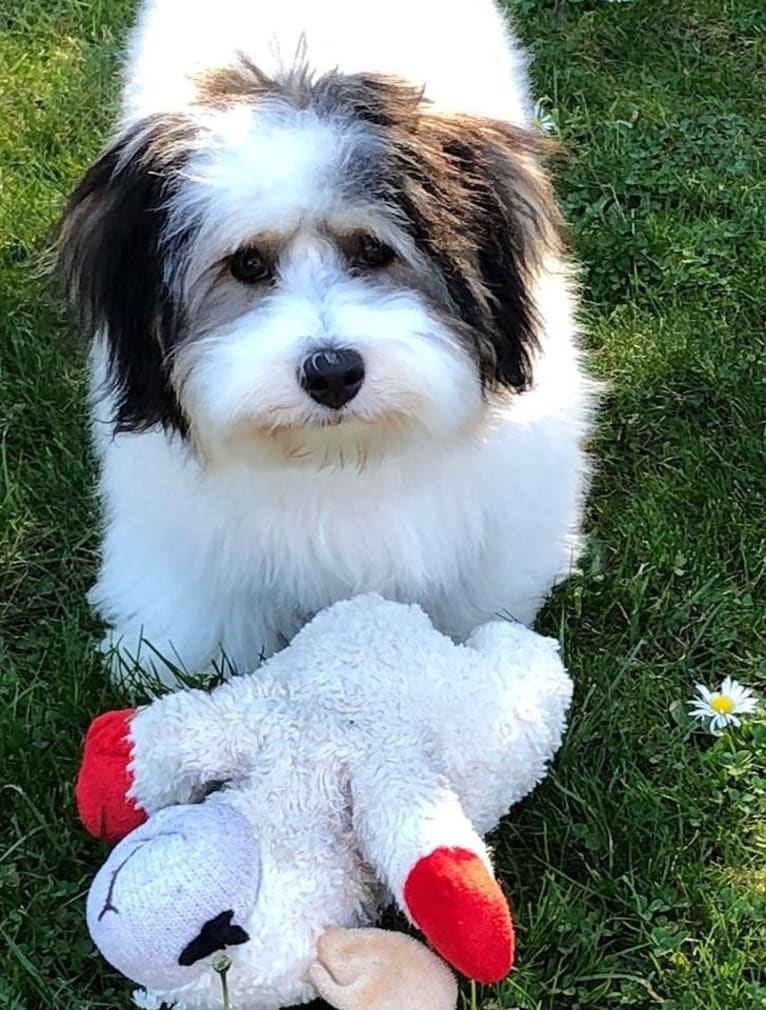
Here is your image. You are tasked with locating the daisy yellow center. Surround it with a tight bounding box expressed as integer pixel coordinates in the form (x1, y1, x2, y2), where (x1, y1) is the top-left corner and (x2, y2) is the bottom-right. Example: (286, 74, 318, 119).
(710, 693, 734, 714)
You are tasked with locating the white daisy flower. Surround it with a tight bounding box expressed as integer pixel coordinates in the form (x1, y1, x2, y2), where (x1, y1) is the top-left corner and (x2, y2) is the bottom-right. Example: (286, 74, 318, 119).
(531, 100, 559, 136)
(688, 676, 758, 731)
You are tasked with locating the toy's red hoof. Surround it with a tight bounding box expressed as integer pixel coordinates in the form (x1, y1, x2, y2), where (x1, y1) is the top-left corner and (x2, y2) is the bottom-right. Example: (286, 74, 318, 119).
(403, 846, 514, 983)
(75, 709, 146, 842)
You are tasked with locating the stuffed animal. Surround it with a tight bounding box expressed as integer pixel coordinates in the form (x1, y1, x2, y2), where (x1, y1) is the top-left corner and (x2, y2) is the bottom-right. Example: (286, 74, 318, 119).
(75, 595, 572, 1010)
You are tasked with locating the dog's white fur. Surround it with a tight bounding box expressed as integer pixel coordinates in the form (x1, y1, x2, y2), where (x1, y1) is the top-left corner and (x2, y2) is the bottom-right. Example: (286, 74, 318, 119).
(120, 0, 532, 127)
(82, 0, 592, 684)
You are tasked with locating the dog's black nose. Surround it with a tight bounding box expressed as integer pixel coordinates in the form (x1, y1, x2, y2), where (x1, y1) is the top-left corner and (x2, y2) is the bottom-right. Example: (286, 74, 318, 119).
(300, 349, 365, 409)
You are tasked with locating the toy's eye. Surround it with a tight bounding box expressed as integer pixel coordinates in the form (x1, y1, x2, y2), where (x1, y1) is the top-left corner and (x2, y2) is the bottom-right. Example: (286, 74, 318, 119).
(230, 247, 272, 284)
(347, 234, 397, 271)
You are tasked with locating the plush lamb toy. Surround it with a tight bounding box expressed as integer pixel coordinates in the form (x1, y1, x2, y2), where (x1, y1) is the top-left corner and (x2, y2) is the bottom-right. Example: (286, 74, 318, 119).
(75, 595, 572, 1010)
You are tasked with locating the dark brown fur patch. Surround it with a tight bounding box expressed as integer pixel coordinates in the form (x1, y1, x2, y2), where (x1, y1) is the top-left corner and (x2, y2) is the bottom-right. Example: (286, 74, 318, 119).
(194, 56, 314, 108)
(336, 76, 562, 391)
(56, 114, 198, 433)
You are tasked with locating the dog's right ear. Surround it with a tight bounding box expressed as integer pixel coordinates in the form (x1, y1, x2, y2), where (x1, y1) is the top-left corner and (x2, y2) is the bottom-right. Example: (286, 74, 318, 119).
(57, 115, 196, 434)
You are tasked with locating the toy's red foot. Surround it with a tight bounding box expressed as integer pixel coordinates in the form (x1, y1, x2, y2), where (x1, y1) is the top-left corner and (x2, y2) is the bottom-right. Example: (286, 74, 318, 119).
(403, 847, 514, 983)
(75, 709, 146, 842)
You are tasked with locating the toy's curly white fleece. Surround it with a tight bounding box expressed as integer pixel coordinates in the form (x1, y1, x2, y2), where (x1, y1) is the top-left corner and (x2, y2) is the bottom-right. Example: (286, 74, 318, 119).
(89, 595, 573, 1010)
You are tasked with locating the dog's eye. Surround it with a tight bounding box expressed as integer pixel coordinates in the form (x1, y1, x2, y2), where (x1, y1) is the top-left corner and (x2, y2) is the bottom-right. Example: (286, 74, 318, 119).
(229, 247, 271, 284)
(350, 235, 396, 271)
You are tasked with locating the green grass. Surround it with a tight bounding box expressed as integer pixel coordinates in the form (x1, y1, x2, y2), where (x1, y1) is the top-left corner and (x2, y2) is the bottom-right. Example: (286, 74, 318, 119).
(1, 0, 765, 1007)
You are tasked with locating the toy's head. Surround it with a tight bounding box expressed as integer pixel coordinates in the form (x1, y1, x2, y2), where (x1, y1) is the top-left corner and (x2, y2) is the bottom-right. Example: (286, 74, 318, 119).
(87, 805, 261, 998)
(87, 802, 457, 1010)
(87, 799, 385, 1009)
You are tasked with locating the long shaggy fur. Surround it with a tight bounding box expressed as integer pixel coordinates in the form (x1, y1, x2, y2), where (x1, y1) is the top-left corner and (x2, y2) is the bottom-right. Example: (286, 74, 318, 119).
(58, 115, 196, 432)
(57, 0, 594, 686)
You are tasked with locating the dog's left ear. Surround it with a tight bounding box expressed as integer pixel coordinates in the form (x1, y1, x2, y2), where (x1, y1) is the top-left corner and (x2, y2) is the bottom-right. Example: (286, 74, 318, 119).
(386, 99, 562, 393)
(444, 121, 562, 392)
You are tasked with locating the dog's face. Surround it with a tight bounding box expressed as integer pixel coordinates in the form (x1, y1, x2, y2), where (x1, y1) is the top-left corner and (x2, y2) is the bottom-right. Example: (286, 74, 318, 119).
(59, 63, 559, 466)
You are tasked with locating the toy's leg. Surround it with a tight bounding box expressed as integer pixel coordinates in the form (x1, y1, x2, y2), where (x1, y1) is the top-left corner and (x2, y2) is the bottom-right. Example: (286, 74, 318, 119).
(75, 684, 258, 841)
(351, 764, 514, 983)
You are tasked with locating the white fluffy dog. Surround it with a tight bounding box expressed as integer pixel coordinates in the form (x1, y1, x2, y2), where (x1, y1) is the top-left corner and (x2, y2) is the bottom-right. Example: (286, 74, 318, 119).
(58, 0, 593, 684)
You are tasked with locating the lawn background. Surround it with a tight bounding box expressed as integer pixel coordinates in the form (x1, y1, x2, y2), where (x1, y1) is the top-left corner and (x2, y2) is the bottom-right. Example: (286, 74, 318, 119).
(1, 0, 765, 1007)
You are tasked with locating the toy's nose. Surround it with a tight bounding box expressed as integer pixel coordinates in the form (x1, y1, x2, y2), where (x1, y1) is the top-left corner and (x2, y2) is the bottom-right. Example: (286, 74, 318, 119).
(178, 909, 250, 966)
(300, 348, 365, 409)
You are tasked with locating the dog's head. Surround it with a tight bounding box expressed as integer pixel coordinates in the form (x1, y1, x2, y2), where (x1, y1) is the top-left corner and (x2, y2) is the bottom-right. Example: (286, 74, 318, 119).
(59, 61, 560, 466)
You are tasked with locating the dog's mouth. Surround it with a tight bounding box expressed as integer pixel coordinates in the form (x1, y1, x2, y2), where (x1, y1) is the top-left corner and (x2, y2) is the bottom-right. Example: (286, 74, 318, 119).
(307, 411, 347, 428)
(192, 406, 423, 470)
(262, 397, 421, 433)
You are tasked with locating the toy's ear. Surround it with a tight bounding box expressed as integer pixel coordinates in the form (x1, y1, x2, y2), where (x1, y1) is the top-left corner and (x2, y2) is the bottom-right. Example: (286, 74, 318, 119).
(87, 804, 261, 991)
(75, 709, 147, 842)
(308, 927, 457, 1010)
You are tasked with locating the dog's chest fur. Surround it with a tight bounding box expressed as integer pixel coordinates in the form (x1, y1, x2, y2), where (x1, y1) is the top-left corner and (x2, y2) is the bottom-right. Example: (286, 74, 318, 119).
(92, 386, 584, 679)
